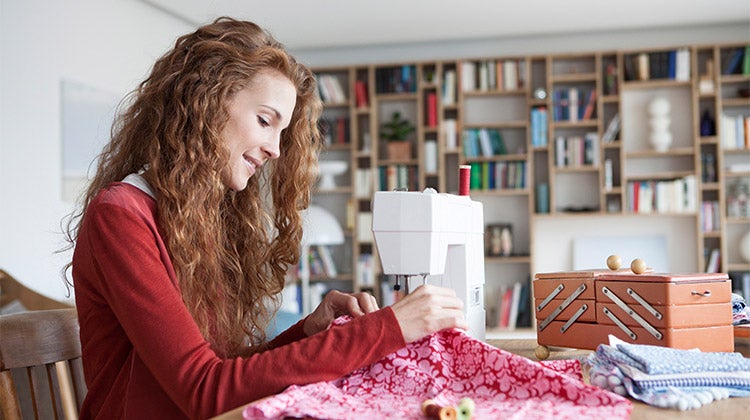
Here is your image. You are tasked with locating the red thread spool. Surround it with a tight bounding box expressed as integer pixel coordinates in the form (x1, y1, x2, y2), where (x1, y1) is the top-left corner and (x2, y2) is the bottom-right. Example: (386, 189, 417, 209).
(459, 165, 471, 196)
(421, 400, 457, 420)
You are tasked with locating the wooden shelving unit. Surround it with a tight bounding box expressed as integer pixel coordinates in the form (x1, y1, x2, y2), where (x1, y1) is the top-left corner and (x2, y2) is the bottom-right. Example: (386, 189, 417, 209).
(307, 42, 750, 335)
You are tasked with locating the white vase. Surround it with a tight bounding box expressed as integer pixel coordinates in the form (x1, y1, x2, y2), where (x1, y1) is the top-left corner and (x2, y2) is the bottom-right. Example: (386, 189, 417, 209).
(740, 230, 750, 263)
(648, 97, 673, 152)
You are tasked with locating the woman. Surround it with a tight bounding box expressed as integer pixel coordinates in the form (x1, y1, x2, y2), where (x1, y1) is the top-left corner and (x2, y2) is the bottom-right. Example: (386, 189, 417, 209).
(63, 17, 466, 419)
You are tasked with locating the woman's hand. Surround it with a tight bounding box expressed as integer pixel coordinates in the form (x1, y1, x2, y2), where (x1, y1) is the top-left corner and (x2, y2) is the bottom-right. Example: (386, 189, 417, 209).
(303, 290, 379, 336)
(390, 284, 468, 343)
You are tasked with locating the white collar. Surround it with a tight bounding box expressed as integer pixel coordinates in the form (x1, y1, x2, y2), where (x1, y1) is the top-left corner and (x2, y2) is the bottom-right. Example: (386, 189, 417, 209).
(122, 173, 156, 199)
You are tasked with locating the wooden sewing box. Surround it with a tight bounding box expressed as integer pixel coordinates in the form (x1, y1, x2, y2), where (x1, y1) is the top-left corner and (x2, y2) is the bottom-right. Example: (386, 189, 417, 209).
(533, 269, 734, 355)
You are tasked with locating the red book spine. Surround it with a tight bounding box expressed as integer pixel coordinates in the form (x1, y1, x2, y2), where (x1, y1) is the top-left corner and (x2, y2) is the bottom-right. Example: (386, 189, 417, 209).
(427, 92, 438, 128)
(355, 81, 369, 108)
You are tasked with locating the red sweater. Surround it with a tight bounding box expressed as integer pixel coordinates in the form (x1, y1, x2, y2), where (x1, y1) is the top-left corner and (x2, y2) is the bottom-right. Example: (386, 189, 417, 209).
(72, 183, 405, 419)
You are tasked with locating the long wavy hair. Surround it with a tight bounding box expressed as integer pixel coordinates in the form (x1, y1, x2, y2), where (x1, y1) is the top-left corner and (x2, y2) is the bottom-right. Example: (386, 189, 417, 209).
(62, 17, 322, 357)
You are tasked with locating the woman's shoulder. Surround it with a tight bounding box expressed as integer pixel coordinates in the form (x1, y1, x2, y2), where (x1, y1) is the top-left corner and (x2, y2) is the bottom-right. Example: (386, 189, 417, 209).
(90, 182, 156, 213)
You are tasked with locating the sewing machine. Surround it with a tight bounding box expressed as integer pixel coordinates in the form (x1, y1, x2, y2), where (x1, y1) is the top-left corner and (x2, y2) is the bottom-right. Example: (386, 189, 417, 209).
(372, 189, 486, 340)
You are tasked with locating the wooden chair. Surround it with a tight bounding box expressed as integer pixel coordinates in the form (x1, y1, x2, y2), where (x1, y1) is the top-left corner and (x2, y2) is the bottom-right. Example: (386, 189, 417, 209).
(0, 309, 86, 420)
(0, 269, 73, 312)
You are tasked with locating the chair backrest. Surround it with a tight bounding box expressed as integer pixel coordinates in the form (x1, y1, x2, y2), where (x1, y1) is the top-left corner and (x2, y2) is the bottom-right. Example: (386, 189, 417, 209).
(0, 309, 86, 420)
(0, 270, 73, 311)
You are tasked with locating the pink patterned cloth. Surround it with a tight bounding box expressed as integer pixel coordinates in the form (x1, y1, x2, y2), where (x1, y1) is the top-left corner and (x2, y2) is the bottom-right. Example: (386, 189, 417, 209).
(244, 319, 632, 419)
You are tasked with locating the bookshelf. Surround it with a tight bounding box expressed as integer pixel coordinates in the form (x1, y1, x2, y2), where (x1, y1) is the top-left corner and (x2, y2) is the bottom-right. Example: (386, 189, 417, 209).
(306, 42, 750, 335)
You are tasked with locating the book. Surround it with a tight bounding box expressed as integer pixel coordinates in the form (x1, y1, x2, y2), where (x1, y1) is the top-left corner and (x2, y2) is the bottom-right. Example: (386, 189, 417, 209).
(442, 70, 456, 104)
(503, 60, 518, 90)
(356, 212, 373, 242)
(443, 119, 457, 150)
(515, 281, 532, 328)
(568, 88, 579, 122)
(424, 140, 438, 173)
(602, 113, 621, 143)
(675, 48, 691, 81)
(723, 47, 745, 74)
(356, 254, 375, 287)
(316, 245, 337, 277)
(536, 183, 549, 213)
(706, 248, 720, 273)
(426, 92, 438, 127)
(637, 53, 650, 80)
(581, 90, 597, 120)
(507, 282, 522, 330)
(461, 61, 476, 92)
(354, 80, 369, 108)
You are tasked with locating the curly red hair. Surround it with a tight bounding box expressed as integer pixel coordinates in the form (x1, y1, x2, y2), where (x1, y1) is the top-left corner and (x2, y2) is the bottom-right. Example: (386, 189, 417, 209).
(63, 17, 322, 356)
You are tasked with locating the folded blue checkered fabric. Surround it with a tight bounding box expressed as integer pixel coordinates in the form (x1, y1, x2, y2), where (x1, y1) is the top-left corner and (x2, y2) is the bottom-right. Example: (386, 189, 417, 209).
(587, 335, 750, 411)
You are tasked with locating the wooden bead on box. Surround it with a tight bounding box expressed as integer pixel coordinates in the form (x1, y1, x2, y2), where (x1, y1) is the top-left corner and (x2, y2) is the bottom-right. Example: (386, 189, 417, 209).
(532, 257, 734, 359)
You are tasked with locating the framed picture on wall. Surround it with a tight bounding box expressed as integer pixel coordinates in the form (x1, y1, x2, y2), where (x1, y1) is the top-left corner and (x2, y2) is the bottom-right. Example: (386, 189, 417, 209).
(486, 223, 513, 257)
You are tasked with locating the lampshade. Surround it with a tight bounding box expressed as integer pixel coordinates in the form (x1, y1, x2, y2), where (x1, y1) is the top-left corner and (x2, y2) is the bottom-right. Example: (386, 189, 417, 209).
(301, 205, 344, 246)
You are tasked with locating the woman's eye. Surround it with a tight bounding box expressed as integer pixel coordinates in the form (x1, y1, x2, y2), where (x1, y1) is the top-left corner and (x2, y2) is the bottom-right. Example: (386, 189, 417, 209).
(257, 116, 270, 127)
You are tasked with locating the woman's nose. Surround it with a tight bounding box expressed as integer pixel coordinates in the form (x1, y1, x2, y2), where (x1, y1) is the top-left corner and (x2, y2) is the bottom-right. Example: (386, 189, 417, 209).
(262, 134, 281, 160)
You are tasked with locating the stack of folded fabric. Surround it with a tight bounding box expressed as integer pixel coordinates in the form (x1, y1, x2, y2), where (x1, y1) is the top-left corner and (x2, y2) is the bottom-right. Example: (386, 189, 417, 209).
(732, 293, 750, 325)
(588, 335, 750, 410)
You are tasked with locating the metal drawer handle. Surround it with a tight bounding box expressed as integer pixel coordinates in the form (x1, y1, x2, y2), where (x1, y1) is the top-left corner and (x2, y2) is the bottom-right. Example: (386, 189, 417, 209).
(691, 290, 711, 297)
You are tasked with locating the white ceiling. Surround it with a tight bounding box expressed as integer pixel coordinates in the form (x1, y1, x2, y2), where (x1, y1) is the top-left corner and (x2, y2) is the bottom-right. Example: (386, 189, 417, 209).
(143, 0, 750, 50)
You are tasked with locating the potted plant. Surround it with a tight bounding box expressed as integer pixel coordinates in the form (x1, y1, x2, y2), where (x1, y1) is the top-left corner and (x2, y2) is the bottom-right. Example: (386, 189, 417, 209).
(380, 111, 415, 160)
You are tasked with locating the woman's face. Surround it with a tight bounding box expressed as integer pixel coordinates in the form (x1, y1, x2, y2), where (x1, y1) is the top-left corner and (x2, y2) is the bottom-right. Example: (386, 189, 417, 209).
(221, 69, 297, 191)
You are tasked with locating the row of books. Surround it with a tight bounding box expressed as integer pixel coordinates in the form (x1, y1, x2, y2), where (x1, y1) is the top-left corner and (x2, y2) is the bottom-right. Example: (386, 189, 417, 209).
(552, 88, 597, 122)
(462, 128, 507, 158)
(377, 164, 419, 192)
(459, 59, 526, 93)
(375, 65, 417, 94)
(722, 46, 750, 75)
(299, 245, 338, 278)
(625, 175, 697, 214)
(700, 200, 721, 233)
(316, 74, 347, 103)
(554, 133, 599, 167)
(530, 107, 549, 147)
(719, 114, 750, 150)
(467, 160, 527, 191)
(705, 248, 721, 274)
(320, 117, 350, 145)
(489, 281, 532, 330)
(623, 49, 691, 82)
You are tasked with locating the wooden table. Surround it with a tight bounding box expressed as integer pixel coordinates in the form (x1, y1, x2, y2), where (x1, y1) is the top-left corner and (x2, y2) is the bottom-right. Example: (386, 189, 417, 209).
(212, 336, 750, 420)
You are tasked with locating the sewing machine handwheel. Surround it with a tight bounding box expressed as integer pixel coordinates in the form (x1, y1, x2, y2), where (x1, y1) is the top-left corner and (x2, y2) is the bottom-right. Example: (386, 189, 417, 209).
(534, 345, 550, 360)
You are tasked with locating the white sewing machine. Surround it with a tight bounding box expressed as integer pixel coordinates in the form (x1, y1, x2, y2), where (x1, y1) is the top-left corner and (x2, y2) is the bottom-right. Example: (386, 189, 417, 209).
(372, 189, 486, 340)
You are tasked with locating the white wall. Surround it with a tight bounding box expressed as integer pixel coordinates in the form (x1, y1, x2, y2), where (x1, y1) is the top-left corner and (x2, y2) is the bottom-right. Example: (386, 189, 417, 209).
(0, 0, 190, 303)
(1, 0, 747, 302)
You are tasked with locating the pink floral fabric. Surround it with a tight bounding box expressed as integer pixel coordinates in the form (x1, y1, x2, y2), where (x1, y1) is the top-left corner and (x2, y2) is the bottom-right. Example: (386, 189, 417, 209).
(244, 319, 632, 419)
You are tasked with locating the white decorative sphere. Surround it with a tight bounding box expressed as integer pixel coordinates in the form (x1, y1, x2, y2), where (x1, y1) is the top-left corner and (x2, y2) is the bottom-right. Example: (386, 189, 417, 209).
(648, 96, 671, 116)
